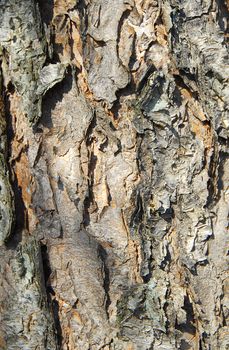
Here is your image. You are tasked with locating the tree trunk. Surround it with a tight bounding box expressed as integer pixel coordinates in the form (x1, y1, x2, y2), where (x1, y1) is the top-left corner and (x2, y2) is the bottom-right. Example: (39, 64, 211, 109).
(0, 1, 228, 349)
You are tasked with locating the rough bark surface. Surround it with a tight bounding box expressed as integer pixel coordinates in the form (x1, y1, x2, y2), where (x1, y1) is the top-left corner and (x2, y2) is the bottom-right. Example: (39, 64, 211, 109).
(0, 1, 228, 349)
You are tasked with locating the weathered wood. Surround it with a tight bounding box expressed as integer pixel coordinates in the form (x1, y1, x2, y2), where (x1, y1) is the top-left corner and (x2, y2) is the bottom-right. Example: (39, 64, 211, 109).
(0, 0, 228, 349)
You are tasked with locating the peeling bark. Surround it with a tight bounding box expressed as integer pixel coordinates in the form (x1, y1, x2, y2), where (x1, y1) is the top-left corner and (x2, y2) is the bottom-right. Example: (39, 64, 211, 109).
(0, 1, 228, 349)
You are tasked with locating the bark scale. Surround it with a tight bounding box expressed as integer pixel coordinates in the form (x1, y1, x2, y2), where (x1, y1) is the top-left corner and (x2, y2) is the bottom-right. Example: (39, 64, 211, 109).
(0, 1, 228, 349)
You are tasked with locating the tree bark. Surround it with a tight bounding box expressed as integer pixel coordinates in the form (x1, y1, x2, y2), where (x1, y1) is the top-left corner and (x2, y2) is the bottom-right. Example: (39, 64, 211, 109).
(0, 0, 228, 349)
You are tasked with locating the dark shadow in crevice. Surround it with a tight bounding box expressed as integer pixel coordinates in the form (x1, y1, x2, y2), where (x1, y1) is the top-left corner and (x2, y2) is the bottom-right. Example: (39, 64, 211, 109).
(98, 245, 111, 316)
(77, 0, 88, 41)
(179, 68, 197, 83)
(82, 114, 97, 227)
(205, 149, 229, 209)
(82, 195, 92, 227)
(179, 339, 192, 350)
(3, 84, 24, 248)
(87, 34, 106, 48)
(130, 190, 144, 229)
(82, 152, 97, 227)
(160, 244, 172, 271)
(52, 300, 63, 348)
(175, 295, 196, 335)
(110, 78, 135, 120)
(141, 239, 153, 283)
(215, 0, 229, 35)
(173, 73, 199, 100)
(199, 339, 203, 350)
(136, 64, 156, 93)
(216, 150, 229, 198)
(5, 178, 25, 249)
(128, 32, 137, 72)
(36, 0, 54, 26)
(40, 243, 62, 348)
(39, 67, 73, 130)
(40, 243, 53, 296)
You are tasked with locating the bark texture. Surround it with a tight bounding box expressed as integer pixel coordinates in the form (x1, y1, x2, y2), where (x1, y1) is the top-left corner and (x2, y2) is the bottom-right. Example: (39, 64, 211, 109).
(0, 1, 228, 349)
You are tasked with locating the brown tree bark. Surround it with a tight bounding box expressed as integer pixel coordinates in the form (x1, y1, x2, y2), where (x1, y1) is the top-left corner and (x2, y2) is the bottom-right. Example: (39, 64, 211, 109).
(0, 1, 228, 349)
